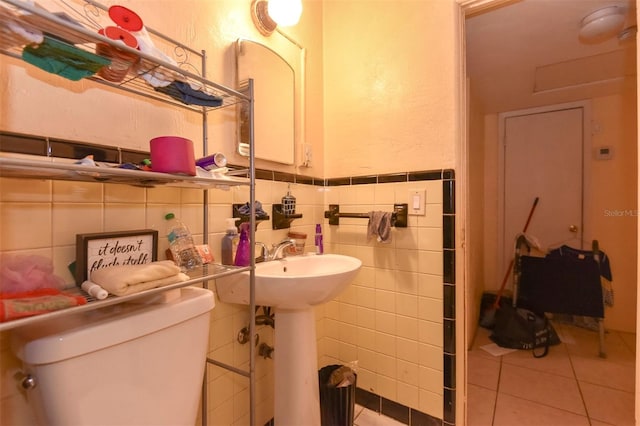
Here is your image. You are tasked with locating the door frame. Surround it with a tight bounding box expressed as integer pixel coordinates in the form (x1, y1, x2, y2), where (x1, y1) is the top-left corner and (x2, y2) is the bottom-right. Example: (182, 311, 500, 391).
(496, 100, 593, 278)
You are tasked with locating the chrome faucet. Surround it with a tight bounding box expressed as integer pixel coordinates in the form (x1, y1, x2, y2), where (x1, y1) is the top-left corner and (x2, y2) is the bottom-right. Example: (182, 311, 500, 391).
(269, 239, 296, 261)
(255, 242, 269, 263)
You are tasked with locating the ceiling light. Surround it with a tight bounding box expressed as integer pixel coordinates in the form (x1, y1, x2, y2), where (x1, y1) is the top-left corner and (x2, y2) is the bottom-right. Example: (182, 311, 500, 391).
(251, 0, 302, 37)
(579, 6, 626, 44)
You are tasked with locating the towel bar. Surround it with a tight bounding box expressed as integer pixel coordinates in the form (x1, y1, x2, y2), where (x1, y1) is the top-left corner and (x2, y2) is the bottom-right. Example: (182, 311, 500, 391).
(323, 203, 408, 227)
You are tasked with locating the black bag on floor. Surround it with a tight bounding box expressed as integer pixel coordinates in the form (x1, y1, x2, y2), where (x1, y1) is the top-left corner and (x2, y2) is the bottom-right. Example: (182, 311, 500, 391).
(490, 303, 560, 358)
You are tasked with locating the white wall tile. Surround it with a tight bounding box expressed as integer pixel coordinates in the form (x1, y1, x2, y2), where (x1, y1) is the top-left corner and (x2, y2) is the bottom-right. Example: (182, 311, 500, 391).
(357, 306, 376, 329)
(375, 332, 396, 357)
(375, 268, 396, 291)
(375, 289, 396, 313)
(376, 352, 397, 379)
(396, 293, 418, 318)
(396, 337, 420, 364)
(419, 343, 444, 370)
(418, 273, 444, 299)
(396, 315, 419, 341)
(375, 310, 396, 335)
(418, 250, 443, 275)
(1, 202, 51, 250)
(418, 296, 443, 323)
(356, 286, 376, 309)
(397, 381, 420, 409)
(104, 203, 147, 231)
(0, 178, 51, 202)
(376, 375, 397, 401)
(357, 347, 378, 372)
(419, 319, 443, 344)
(396, 270, 419, 295)
(104, 184, 145, 203)
(419, 365, 444, 395)
(53, 203, 103, 246)
(53, 181, 102, 202)
(419, 389, 444, 419)
(397, 359, 419, 387)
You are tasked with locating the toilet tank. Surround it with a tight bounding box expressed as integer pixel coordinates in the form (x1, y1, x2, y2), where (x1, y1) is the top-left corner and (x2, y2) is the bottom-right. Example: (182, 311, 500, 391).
(11, 287, 214, 426)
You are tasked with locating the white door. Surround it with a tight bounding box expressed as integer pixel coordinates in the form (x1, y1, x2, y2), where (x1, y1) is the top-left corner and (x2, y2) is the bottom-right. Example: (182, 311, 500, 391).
(502, 105, 585, 274)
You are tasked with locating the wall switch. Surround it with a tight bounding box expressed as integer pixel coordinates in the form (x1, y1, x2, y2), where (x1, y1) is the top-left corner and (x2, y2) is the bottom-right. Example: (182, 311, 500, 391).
(408, 190, 426, 216)
(595, 146, 613, 160)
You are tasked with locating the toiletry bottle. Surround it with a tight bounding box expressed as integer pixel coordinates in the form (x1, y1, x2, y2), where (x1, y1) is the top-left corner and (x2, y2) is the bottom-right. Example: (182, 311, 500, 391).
(221, 218, 239, 266)
(234, 222, 251, 266)
(315, 223, 324, 255)
(164, 213, 202, 270)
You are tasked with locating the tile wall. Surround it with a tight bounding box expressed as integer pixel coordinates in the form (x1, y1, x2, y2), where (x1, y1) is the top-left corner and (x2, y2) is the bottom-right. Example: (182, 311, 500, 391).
(317, 171, 455, 426)
(0, 137, 456, 426)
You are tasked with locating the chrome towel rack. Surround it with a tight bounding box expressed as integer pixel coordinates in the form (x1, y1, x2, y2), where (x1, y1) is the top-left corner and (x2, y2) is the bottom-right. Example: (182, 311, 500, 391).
(323, 203, 408, 227)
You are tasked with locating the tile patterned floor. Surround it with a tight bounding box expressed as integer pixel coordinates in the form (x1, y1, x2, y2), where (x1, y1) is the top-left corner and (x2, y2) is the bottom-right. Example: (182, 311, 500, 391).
(355, 405, 408, 426)
(468, 322, 636, 426)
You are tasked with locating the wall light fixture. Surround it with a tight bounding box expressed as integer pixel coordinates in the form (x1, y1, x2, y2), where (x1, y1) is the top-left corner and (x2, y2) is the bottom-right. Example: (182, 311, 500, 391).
(251, 0, 302, 36)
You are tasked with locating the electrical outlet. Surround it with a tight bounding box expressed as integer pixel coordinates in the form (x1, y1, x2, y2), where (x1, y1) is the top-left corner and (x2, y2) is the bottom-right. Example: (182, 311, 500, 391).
(408, 190, 426, 216)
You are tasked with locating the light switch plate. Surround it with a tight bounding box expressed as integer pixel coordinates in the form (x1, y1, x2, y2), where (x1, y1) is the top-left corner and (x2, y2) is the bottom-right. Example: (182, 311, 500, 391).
(408, 190, 425, 216)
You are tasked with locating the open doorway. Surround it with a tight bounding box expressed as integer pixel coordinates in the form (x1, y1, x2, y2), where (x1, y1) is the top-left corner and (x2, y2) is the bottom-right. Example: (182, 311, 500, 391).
(461, 0, 638, 424)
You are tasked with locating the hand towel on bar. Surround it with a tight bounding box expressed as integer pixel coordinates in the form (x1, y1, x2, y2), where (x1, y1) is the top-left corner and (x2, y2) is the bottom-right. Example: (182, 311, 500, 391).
(90, 260, 189, 296)
(367, 211, 393, 243)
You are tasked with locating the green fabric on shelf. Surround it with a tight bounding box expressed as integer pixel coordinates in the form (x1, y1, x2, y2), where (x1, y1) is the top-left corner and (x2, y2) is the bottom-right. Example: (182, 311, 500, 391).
(22, 36, 111, 81)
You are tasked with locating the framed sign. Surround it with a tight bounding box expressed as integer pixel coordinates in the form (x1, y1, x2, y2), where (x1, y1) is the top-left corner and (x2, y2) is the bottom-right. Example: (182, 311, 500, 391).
(75, 230, 158, 284)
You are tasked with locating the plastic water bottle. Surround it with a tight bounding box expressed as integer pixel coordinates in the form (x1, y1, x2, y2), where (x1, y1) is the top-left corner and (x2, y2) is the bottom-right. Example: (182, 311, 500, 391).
(164, 213, 202, 270)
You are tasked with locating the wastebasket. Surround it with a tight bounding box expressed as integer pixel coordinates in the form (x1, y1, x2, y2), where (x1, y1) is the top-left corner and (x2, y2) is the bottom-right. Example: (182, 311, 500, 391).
(318, 364, 357, 426)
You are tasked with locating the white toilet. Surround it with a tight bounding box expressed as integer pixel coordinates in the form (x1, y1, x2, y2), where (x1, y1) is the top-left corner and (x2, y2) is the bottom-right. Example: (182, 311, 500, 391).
(11, 287, 214, 426)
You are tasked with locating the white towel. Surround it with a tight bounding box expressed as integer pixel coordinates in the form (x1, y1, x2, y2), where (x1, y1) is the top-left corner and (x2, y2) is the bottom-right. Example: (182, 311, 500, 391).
(90, 260, 189, 296)
(367, 211, 393, 243)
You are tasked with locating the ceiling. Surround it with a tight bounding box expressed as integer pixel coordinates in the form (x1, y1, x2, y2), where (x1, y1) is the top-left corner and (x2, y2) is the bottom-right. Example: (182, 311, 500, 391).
(465, 0, 637, 113)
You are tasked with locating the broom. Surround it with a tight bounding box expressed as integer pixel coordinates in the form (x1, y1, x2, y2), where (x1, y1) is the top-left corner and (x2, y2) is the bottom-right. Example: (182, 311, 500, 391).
(480, 197, 539, 328)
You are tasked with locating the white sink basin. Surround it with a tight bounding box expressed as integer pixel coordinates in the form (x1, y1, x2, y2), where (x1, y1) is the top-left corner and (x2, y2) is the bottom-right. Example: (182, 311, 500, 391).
(215, 254, 362, 309)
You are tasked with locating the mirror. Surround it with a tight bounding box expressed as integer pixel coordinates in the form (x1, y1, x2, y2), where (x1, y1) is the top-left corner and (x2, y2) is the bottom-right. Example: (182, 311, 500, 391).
(236, 39, 295, 165)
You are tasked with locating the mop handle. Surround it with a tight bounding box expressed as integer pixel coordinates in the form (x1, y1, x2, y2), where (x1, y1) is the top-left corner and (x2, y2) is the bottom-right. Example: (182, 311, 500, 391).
(493, 197, 540, 308)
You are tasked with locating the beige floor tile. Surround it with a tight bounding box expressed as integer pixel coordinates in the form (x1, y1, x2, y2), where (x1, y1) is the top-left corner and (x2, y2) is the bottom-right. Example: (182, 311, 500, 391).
(571, 354, 635, 392)
(354, 407, 406, 426)
(564, 326, 633, 364)
(590, 420, 617, 426)
(498, 363, 586, 415)
(467, 352, 501, 391)
(580, 381, 635, 426)
(501, 341, 573, 378)
(493, 393, 590, 426)
(467, 383, 496, 426)
(469, 326, 504, 360)
(617, 331, 636, 354)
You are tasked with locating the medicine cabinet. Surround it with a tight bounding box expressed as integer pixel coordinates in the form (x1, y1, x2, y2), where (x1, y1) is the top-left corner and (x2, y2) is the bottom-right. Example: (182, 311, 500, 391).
(236, 38, 295, 165)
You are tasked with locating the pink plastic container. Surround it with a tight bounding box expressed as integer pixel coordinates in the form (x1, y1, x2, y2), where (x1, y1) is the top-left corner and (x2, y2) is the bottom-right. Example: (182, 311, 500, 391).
(150, 136, 196, 176)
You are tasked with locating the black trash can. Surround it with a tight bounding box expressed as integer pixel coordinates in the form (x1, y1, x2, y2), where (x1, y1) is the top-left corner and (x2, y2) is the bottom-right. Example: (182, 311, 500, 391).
(318, 364, 357, 426)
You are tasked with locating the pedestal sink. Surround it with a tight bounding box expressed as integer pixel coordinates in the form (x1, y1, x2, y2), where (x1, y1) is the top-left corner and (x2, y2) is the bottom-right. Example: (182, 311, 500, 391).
(215, 253, 362, 426)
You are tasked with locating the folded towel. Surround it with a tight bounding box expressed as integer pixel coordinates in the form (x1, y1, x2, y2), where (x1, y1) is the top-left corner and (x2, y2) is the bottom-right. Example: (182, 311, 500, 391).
(155, 81, 223, 107)
(22, 35, 111, 81)
(90, 260, 189, 296)
(367, 211, 393, 243)
(0, 289, 86, 322)
(237, 201, 269, 218)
